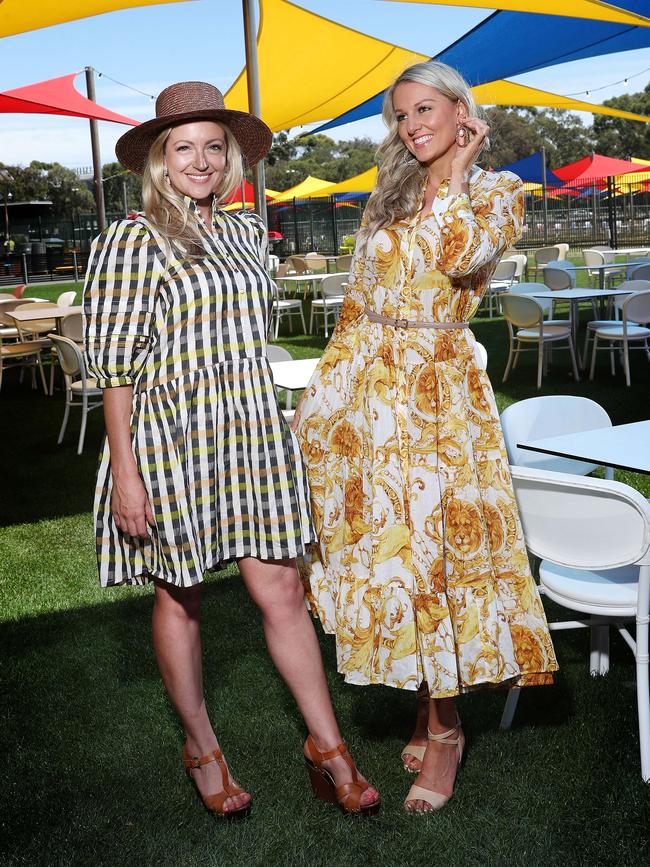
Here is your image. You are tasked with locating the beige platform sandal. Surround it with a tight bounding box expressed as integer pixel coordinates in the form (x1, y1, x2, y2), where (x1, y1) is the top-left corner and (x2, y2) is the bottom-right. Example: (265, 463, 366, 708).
(404, 717, 464, 812)
(400, 684, 430, 772)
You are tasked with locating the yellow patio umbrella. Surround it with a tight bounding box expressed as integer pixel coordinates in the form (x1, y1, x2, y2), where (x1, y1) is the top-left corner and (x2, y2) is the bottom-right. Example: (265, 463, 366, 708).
(382, 0, 650, 27)
(0, 0, 188, 37)
(270, 175, 335, 202)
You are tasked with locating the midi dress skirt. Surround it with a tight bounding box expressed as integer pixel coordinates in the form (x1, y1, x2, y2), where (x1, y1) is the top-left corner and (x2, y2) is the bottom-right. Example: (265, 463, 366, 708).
(83, 204, 315, 587)
(295, 168, 558, 696)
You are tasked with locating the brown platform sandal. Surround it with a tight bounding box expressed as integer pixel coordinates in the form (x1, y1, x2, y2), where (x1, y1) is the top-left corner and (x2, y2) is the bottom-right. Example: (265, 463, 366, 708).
(400, 683, 430, 773)
(304, 736, 380, 817)
(404, 716, 464, 813)
(182, 745, 252, 821)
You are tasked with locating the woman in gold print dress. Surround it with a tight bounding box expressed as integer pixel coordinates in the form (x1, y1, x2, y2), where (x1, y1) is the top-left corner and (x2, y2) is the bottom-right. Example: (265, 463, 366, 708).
(294, 61, 557, 813)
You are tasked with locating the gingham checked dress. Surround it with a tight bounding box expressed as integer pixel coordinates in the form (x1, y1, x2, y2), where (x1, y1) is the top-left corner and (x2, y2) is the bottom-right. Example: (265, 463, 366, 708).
(84, 200, 315, 587)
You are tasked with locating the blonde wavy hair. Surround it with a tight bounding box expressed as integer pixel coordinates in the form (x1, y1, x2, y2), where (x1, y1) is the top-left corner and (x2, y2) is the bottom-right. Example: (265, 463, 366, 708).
(358, 60, 485, 250)
(142, 123, 244, 256)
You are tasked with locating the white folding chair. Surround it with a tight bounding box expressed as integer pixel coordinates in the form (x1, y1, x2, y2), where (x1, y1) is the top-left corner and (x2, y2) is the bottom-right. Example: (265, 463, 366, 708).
(501, 294, 579, 389)
(582, 280, 650, 367)
(269, 280, 306, 339)
(309, 273, 347, 336)
(56, 290, 77, 307)
(485, 259, 517, 317)
(500, 395, 613, 479)
(49, 334, 103, 454)
(589, 290, 650, 386)
(532, 246, 561, 281)
(500, 466, 650, 783)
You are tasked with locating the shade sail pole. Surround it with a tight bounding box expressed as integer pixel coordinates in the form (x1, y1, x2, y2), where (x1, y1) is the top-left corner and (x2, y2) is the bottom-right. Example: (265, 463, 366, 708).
(540, 146, 548, 246)
(243, 0, 267, 225)
(85, 66, 106, 232)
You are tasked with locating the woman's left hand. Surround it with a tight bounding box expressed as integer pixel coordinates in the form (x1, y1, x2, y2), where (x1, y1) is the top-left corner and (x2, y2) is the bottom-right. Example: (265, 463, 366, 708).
(451, 117, 490, 178)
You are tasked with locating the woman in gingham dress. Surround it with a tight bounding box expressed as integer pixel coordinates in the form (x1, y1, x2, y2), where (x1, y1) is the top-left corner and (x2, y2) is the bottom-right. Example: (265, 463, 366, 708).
(83, 82, 378, 820)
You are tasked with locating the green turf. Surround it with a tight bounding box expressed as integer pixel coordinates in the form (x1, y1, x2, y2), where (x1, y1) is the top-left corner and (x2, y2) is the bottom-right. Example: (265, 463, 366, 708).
(2, 273, 650, 866)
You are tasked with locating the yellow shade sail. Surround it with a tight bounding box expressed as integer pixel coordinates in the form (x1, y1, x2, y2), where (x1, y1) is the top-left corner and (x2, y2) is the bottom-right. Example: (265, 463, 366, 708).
(0, 0, 189, 37)
(225, 0, 428, 131)
(383, 0, 650, 27)
(473, 80, 650, 124)
(310, 166, 378, 196)
(271, 175, 335, 202)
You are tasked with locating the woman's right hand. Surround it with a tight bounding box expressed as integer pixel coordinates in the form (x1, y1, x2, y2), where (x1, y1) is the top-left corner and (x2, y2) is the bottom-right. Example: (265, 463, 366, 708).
(111, 471, 154, 538)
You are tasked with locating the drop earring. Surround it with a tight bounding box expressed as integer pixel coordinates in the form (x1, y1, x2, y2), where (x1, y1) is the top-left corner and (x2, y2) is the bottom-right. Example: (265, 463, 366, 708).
(163, 167, 171, 185)
(456, 125, 466, 146)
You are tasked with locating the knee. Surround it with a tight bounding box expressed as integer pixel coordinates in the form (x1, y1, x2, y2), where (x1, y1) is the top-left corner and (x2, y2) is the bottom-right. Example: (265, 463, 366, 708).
(154, 581, 202, 622)
(258, 565, 306, 621)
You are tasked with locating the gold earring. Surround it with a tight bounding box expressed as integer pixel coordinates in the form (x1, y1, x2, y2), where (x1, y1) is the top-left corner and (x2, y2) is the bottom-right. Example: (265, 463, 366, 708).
(456, 126, 466, 145)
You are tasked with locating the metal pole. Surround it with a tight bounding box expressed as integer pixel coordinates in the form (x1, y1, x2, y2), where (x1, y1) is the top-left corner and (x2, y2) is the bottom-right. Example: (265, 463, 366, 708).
(540, 146, 549, 246)
(122, 179, 129, 217)
(242, 0, 268, 226)
(607, 176, 616, 247)
(85, 66, 107, 232)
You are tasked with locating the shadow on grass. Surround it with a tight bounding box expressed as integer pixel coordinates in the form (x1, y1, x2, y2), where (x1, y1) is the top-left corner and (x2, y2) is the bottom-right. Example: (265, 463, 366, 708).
(2, 569, 649, 866)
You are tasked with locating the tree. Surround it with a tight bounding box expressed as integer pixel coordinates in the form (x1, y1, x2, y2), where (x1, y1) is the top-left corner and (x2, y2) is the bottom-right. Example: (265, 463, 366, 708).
(483, 107, 544, 167)
(483, 107, 595, 169)
(592, 83, 650, 159)
(262, 133, 376, 191)
(0, 161, 94, 217)
(102, 162, 142, 214)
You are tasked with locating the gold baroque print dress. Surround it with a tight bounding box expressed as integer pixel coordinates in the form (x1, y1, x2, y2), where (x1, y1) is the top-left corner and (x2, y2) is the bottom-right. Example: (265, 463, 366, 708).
(295, 167, 558, 696)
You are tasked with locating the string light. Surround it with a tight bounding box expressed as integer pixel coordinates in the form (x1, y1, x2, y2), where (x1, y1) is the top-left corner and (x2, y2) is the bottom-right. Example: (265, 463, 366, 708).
(567, 65, 650, 97)
(94, 70, 155, 100)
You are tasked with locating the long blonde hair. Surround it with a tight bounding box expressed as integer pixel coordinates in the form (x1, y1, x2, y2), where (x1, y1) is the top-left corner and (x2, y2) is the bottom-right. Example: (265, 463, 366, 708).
(142, 123, 244, 256)
(358, 60, 484, 250)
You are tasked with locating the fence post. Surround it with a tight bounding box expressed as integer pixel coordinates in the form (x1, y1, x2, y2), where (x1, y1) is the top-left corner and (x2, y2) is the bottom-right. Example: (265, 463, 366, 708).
(72, 251, 79, 282)
(21, 253, 28, 283)
(330, 197, 338, 254)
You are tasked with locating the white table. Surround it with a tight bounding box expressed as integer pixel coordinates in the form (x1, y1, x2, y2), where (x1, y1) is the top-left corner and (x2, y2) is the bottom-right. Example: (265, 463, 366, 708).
(517, 420, 650, 475)
(613, 247, 650, 257)
(571, 261, 645, 290)
(277, 272, 349, 299)
(270, 357, 319, 409)
(526, 287, 634, 364)
(10, 304, 82, 329)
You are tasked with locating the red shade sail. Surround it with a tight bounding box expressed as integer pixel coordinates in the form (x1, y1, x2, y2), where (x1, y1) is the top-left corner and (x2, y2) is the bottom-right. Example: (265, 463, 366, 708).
(0, 73, 138, 125)
(223, 179, 274, 205)
(554, 153, 650, 183)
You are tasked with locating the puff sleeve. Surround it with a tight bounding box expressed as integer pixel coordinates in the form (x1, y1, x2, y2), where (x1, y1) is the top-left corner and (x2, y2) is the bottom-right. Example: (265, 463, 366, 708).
(83, 220, 164, 388)
(431, 170, 524, 278)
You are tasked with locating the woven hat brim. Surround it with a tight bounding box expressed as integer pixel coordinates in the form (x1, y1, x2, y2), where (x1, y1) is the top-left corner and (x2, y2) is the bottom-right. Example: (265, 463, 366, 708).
(116, 109, 273, 174)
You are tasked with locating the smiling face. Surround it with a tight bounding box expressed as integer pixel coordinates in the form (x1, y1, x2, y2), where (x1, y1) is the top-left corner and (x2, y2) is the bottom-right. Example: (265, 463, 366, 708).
(393, 80, 465, 169)
(164, 120, 228, 204)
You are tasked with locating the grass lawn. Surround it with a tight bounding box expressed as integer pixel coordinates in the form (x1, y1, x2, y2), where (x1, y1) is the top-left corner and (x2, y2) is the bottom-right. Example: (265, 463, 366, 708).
(2, 279, 650, 866)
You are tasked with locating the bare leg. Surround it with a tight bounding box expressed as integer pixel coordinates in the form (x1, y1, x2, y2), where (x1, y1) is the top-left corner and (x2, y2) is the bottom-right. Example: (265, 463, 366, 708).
(404, 696, 464, 813)
(403, 682, 430, 772)
(238, 556, 378, 807)
(151, 580, 251, 813)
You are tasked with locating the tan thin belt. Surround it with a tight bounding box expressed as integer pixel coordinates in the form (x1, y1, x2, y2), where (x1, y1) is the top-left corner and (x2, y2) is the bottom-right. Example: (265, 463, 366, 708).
(364, 306, 469, 330)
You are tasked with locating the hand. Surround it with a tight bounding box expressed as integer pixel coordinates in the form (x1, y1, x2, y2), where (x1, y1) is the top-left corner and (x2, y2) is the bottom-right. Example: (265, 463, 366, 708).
(451, 117, 490, 178)
(111, 471, 154, 538)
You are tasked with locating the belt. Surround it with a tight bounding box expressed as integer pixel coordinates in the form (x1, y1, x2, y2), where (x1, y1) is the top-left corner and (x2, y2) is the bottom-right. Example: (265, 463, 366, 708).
(364, 306, 469, 330)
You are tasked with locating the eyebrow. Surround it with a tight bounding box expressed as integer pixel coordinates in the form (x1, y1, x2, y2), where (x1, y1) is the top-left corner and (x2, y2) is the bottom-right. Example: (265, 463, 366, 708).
(172, 137, 226, 145)
(393, 98, 437, 112)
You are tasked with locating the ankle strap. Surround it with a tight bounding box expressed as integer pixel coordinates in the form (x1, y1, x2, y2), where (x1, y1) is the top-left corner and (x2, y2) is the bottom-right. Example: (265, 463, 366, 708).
(182, 747, 224, 770)
(426, 721, 461, 745)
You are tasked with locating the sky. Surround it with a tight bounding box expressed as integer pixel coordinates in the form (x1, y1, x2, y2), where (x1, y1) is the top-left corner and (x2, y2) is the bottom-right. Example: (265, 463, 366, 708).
(0, 0, 649, 171)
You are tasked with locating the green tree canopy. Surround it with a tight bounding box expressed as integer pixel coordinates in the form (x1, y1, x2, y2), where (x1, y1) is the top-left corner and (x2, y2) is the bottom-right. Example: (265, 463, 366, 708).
(592, 83, 650, 160)
(0, 161, 94, 217)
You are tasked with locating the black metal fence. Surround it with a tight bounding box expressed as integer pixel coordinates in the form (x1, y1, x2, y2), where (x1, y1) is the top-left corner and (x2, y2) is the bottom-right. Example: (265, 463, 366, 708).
(2, 178, 649, 284)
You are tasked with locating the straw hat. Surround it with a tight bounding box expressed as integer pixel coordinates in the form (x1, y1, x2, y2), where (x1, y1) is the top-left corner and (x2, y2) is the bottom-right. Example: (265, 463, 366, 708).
(116, 81, 273, 174)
